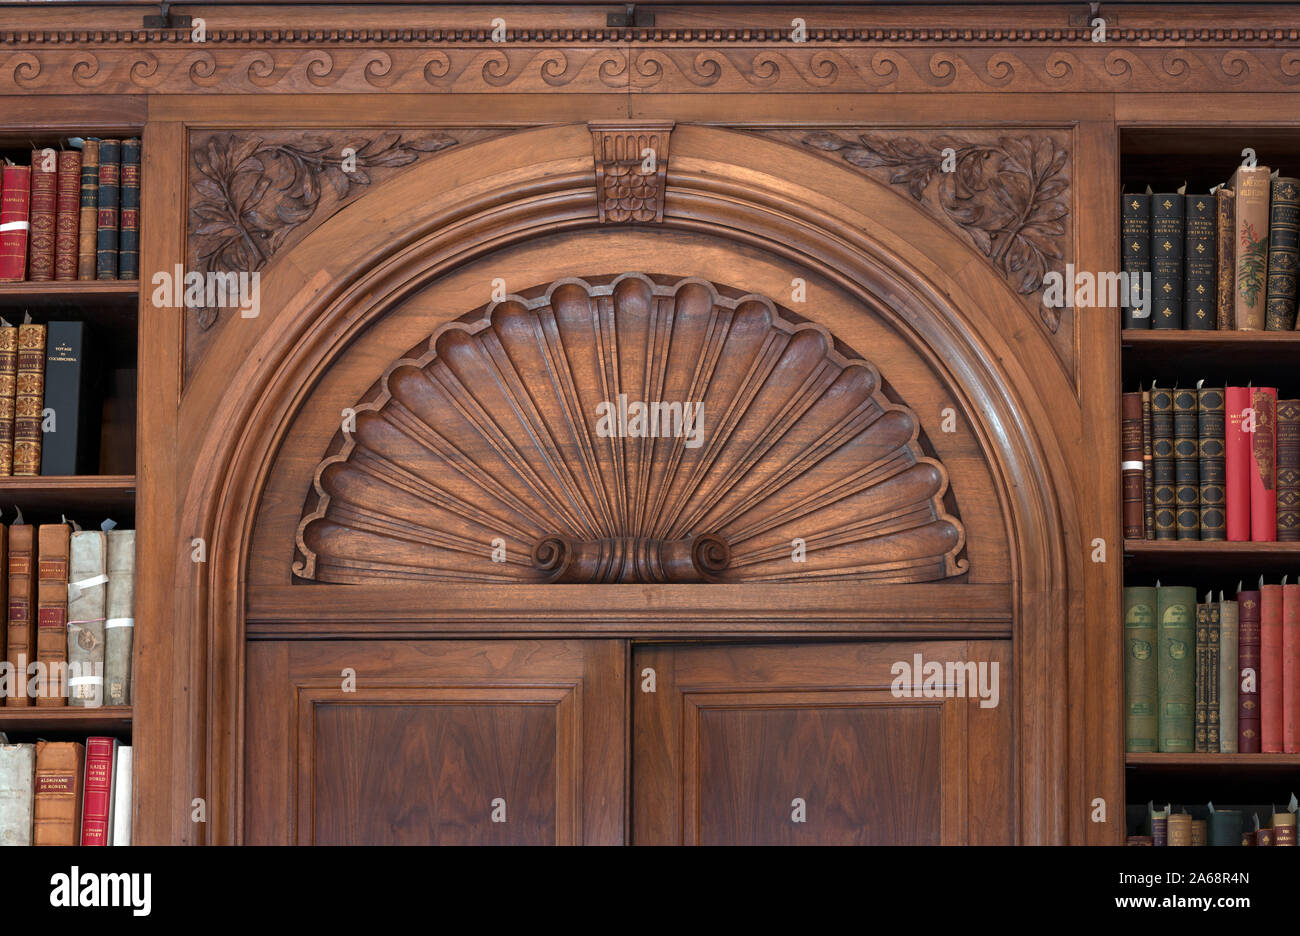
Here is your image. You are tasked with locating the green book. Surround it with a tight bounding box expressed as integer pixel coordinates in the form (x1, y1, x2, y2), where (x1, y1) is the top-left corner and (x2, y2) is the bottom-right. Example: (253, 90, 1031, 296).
(1124, 586, 1159, 752)
(1207, 808, 1243, 846)
(1157, 585, 1198, 752)
(1219, 594, 1239, 753)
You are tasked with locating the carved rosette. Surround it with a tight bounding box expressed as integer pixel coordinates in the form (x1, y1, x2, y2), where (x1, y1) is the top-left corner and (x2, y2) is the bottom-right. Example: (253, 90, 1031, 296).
(294, 273, 967, 585)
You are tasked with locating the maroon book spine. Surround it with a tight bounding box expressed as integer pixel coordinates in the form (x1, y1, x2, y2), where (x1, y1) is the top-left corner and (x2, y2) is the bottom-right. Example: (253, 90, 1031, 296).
(1239, 588, 1262, 753)
(53, 150, 81, 281)
(0, 165, 32, 282)
(26, 149, 57, 282)
(1261, 583, 1284, 752)
(1251, 388, 1278, 541)
(1122, 392, 1145, 539)
(78, 737, 115, 846)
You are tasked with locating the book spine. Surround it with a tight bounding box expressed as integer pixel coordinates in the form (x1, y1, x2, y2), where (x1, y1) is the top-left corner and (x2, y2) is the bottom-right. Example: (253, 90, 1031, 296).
(1173, 387, 1200, 539)
(5, 524, 35, 707)
(1261, 583, 1284, 752)
(1216, 187, 1236, 331)
(1275, 814, 1297, 846)
(1277, 400, 1300, 541)
(12, 323, 45, 477)
(1208, 600, 1221, 752)
(1284, 582, 1300, 753)
(0, 165, 31, 282)
(111, 745, 132, 845)
(1184, 194, 1217, 329)
(1152, 386, 1176, 539)
(1122, 193, 1152, 329)
(0, 324, 16, 477)
(1195, 601, 1209, 751)
(1151, 194, 1185, 329)
(32, 740, 83, 846)
(79, 737, 115, 845)
(1122, 392, 1145, 538)
(1151, 810, 1168, 846)
(53, 151, 81, 281)
(105, 530, 135, 707)
(1142, 389, 1155, 539)
(1198, 386, 1227, 540)
(1239, 589, 1262, 752)
(1234, 165, 1272, 330)
(1226, 387, 1253, 541)
(1125, 586, 1159, 752)
(1220, 597, 1239, 752)
(39, 321, 91, 476)
(1250, 387, 1278, 541)
(27, 149, 57, 282)
(1158, 585, 1198, 752)
(34, 524, 70, 707)
(95, 139, 121, 281)
(77, 140, 100, 280)
(118, 139, 140, 280)
(1168, 812, 1192, 846)
(0, 743, 35, 845)
(1264, 177, 1300, 330)
(67, 530, 106, 708)
(1208, 810, 1243, 847)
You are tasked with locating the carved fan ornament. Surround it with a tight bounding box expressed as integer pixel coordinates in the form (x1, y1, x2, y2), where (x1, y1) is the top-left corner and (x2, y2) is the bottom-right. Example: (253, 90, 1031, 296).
(293, 274, 967, 585)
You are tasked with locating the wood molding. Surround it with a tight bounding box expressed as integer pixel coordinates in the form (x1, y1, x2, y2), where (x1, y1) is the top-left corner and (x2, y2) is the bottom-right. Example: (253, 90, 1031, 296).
(590, 122, 673, 223)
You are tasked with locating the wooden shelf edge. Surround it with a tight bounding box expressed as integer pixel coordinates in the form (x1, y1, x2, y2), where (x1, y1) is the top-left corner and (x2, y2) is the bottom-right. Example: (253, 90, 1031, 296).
(1123, 330, 1300, 345)
(0, 705, 132, 733)
(1127, 752, 1300, 767)
(0, 281, 139, 297)
(1124, 539, 1300, 555)
(0, 475, 135, 489)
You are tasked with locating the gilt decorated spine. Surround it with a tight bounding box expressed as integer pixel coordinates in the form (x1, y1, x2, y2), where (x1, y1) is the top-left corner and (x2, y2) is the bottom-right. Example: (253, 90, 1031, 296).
(77, 139, 99, 280)
(1125, 586, 1158, 752)
(118, 139, 140, 280)
(1143, 389, 1155, 539)
(1198, 385, 1227, 540)
(1239, 588, 1262, 753)
(1151, 194, 1185, 329)
(5, 524, 35, 707)
(0, 164, 31, 282)
(1122, 392, 1145, 539)
(0, 322, 16, 476)
(1122, 193, 1152, 329)
(95, 139, 120, 281)
(1233, 165, 1272, 330)
(1277, 399, 1300, 541)
(1264, 176, 1300, 330)
(1173, 387, 1201, 539)
(1152, 386, 1176, 540)
(1184, 194, 1217, 329)
(1215, 187, 1236, 331)
(1158, 585, 1198, 752)
(1219, 595, 1239, 752)
(1250, 388, 1278, 542)
(26, 149, 57, 282)
(53, 150, 81, 281)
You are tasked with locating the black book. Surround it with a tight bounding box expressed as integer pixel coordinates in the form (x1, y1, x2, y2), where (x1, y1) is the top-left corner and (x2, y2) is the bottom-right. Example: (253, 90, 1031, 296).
(1183, 194, 1217, 330)
(1151, 385, 1176, 540)
(39, 321, 102, 475)
(1265, 176, 1300, 330)
(95, 138, 121, 281)
(1121, 193, 1152, 329)
(1151, 193, 1185, 329)
(1172, 386, 1200, 539)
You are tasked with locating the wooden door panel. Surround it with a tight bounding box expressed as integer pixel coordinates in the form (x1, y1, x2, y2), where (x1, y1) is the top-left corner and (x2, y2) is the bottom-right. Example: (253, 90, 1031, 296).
(634, 640, 1012, 845)
(244, 639, 625, 845)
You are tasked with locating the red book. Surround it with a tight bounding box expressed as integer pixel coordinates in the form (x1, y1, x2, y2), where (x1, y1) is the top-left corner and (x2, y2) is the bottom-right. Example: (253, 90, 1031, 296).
(0, 165, 31, 282)
(1226, 387, 1254, 541)
(1261, 582, 1284, 752)
(53, 150, 81, 281)
(1239, 588, 1262, 752)
(79, 736, 117, 846)
(1286, 582, 1300, 753)
(26, 149, 57, 282)
(1251, 388, 1278, 542)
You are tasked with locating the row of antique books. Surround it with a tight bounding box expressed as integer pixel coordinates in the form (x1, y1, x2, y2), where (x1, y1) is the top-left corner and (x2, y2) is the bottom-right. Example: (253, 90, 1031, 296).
(0, 319, 101, 476)
(0, 140, 140, 282)
(1120, 165, 1299, 330)
(1127, 802, 1296, 846)
(0, 738, 130, 845)
(1124, 582, 1300, 754)
(1, 525, 134, 708)
(1121, 384, 1296, 541)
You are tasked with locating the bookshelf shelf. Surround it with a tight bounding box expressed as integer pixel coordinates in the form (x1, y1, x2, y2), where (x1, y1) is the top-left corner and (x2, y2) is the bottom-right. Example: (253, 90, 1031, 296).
(1127, 753, 1300, 769)
(0, 475, 136, 517)
(0, 706, 132, 735)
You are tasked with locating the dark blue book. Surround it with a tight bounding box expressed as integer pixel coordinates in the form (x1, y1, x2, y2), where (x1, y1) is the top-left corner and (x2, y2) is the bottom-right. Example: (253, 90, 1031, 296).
(39, 321, 101, 476)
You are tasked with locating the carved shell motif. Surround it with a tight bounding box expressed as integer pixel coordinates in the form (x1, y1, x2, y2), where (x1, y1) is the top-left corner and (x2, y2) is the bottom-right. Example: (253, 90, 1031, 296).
(294, 274, 967, 584)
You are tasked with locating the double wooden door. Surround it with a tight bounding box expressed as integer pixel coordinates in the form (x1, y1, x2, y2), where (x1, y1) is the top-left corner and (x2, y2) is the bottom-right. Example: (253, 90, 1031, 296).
(244, 638, 1012, 844)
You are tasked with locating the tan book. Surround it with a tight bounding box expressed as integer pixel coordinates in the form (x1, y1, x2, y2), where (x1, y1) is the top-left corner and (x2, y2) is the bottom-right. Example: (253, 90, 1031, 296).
(77, 140, 99, 280)
(1275, 811, 1297, 846)
(1191, 818, 1207, 846)
(1167, 811, 1193, 845)
(34, 523, 70, 706)
(13, 321, 46, 477)
(4, 524, 35, 707)
(33, 740, 83, 845)
(67, 530, 106, 707)
(1232, 164, 1272, 330)
(0, 321, 16, 476)
(104, 530, 135, 706)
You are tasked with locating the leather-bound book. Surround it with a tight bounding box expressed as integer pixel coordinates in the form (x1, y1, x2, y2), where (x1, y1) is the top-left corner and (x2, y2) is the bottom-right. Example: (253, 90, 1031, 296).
(1184, 193, 1217, 329)
(118, 138, 140, 280)
(0, 742, 35, 845)
(1197, 384, 1227, 540)
(79, 736, 116, 845)
(1233, 164, 1272, 330)
(67, 530, 106, 708)
(104, 529, 135, 706)
(5, 523, 35, 707)
(95, 139, 120, 280)
(0, 163, 31, 282)
(39, 321, 101, 475)
(1277, 399, 1300, 541)
(1151, 193, 1185, 329)
(1260, 581, 1283, 752)
(1167, 812, 1192, 846)
(26, 149, 57, 282)
(1173, 386, 1200, 539)
(1122, 392, 1145, 538)
(1149, 804, 1168, 846)
(34, 523, 70, 707)
(1264, 176, 1300, 330)
(1152, 385, 1176, 539)
(1239, 587, 1262, 752)
(1208, 809, 1242, 846)
(1191, 819, 1207, 846)
(1158, 584, 1198, 752)
(1124, 586, 1158, 752)
(53, 150, 80, 281)
(32, 740, 83, 846)
(1243, 829, 1257, 846)
(1250, 387, 1278, 541)
(1219, 593, 1239, 752)
(1274, 812, 1297, 846)
(0, 320, 15, 476)
(1226, 387, 1253, 541)
(1121, 193, 1152, 329)
(1143, 389, 1155, 539)
(1257, 826, 1275, 846)
(1195, 600, 1209, 751)
(12, 321, 45, 477)
(1215, 186, 1235, 330)
(1207, 596, 1221, 752)
(0, 526, 5, 680)
(1284, 580, 1300, 752)
(77, 139, 99, 280)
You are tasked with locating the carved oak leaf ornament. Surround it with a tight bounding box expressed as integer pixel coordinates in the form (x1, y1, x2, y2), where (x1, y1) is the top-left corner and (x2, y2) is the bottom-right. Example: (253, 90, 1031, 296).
(801, 131, 1069, 332)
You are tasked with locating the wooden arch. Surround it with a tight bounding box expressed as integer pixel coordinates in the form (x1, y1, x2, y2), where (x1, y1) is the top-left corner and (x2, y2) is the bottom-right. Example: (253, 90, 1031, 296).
(177, 123, 1076, 844)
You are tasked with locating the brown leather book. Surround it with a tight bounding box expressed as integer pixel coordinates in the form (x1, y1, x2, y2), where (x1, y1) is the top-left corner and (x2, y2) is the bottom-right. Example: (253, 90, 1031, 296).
(1167, 811, 1193, 845)
(1191, 818, 1207, 846)
(5, 524, 35, 707)
(12, 321, 45, 477)
(77, 140, 99, 280)
(0, 321, 16, 477)
(1215, 186, 1235, 330)
(1122, 392, 1144, 539)
(26, 148, 58, 282)
(1233, 164, 1272, 330)
(1142, 389, 1155, 539)
(34, 523, 70, 707)
(33, 740, 83, 846)
(53, 150, 81, 281)
(1278, 399, 1300, 541)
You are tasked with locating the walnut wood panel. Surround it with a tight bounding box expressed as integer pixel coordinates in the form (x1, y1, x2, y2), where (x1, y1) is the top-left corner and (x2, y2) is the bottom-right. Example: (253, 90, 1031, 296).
(633, 640, 1011, 845)
(244, 639, 625, 845)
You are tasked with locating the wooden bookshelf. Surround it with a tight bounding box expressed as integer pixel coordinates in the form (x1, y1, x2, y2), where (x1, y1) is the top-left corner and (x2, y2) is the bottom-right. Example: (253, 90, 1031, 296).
(0, 705, 132, 735)
(0, 475, 135, 516)
(0, 281, 138, 301)
(1127, 752, 1300, 769)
